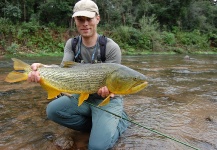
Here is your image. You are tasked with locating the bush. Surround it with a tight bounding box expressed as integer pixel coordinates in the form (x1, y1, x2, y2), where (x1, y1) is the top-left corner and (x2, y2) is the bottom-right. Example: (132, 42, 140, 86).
(162, 31, 176, 45)
(0, 17, 14, 34)
(6, 43, 19, 54)
(112, 26, 153, 52)
(176, 30, 209, 48)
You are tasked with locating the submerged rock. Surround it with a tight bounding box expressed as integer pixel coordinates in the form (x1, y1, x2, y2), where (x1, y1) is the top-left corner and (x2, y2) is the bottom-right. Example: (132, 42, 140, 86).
(55, 136, 74, 150)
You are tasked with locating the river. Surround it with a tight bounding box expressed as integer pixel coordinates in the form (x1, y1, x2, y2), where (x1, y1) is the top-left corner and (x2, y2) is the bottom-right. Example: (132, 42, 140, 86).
(0, 55, 217, 150)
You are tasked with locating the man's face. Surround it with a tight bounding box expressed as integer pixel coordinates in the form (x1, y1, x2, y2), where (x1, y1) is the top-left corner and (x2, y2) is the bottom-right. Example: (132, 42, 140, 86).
(74, 15, 100, 38)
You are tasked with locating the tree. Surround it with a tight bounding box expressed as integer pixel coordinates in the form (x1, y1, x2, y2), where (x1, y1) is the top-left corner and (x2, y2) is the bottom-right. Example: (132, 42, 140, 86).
(38, 0, 73, 27)
(2, 1, 21, 23)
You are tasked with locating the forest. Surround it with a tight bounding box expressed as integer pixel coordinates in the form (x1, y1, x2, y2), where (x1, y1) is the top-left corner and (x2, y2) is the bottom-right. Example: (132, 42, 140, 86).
(0, 0, 217, 56)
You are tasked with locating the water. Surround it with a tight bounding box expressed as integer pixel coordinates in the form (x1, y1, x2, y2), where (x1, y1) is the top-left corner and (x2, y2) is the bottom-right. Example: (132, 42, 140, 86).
(0, 55, 217, 150)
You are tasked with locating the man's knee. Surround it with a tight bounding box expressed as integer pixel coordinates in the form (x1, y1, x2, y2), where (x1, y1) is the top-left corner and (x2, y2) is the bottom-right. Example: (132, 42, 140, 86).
(46, 96, 68, 120)
(88, 142, 110, 150)
(46, 101, 57, 120)
(88, 126, 120, 150)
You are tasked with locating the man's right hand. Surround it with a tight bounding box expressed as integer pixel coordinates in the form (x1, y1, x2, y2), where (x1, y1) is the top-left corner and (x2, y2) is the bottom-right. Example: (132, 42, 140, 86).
(27, 63, 42, 83)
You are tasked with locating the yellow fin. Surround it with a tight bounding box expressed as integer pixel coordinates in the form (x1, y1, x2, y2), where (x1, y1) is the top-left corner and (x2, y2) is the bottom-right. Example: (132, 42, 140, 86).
(62, 61, 78, 68)
(98, 95, 111, 107)
(5, 58, 30, 83)
(78, 93, 89, 106)
(39, 79, 61, 99)
(11, 58, 30, 70)
(5, 71, 28, 83)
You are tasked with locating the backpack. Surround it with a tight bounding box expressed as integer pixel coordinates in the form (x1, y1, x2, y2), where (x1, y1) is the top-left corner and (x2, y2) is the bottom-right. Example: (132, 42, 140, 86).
(71, 35, 107, 63)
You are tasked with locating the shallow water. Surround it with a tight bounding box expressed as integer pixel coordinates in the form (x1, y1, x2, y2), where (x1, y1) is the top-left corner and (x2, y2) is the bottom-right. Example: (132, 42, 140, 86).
(0, 55, 217, 150)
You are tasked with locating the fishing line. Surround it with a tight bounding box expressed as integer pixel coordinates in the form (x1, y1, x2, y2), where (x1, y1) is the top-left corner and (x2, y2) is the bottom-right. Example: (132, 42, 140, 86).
(82, 100, 200, 150)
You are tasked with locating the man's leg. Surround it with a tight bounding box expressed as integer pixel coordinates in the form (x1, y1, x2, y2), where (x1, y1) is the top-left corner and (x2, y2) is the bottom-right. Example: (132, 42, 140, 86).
(88, 96, 130, 150)
(46, 94, 92, 132)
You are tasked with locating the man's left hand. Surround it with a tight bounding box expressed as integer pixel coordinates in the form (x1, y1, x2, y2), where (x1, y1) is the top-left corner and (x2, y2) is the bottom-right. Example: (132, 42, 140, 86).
(97, 86, 114, 98)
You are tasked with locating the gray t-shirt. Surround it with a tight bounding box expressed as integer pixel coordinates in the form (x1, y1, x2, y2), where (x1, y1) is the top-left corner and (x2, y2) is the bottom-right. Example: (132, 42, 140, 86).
(61, 35, 121, 65)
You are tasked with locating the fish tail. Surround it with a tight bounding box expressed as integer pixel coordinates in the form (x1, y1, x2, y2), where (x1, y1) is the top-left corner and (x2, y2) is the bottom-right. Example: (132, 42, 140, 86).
(5, 58, 31, 83)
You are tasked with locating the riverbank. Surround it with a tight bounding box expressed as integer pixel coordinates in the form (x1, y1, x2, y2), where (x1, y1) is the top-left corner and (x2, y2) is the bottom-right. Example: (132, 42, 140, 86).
(1, 50, 217, 59)
(1, 23, 217, 57)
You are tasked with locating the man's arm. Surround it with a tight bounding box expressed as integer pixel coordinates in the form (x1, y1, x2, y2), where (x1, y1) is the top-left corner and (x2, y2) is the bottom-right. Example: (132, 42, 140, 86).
(104, 38, 121, 64)
(60, 38, 75, 66)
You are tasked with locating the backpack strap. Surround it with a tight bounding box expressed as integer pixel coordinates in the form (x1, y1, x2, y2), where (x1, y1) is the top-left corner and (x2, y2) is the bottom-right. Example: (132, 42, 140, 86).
(71, 36, 82, 62)
(98, 35, 107, 62)
(71, 35, 107, 63)
(71, 36, 79, 54)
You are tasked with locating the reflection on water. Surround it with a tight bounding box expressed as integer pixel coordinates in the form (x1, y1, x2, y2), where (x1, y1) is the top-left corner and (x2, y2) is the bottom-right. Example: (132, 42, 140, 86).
(0, 55, 217, 150)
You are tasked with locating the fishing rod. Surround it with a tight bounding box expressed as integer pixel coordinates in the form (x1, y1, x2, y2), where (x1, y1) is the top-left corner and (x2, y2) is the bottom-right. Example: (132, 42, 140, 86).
(83, 100, 200, 150)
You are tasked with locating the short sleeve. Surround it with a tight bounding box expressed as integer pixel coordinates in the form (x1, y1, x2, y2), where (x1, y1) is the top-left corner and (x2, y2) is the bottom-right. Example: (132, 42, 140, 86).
(105, 38, 121, 64)
(60, 38, 75, 66)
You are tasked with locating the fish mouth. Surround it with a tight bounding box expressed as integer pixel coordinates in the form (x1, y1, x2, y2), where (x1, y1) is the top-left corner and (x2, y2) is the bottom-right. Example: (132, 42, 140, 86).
(127, 81, 148, 94)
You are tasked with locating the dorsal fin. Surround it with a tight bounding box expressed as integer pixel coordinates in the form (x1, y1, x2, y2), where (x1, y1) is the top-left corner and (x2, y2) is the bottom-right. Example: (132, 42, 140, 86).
(62, 61, 78, 68)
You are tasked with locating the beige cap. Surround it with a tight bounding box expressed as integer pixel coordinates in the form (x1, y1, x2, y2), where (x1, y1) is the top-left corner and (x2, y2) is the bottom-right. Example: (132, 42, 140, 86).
(72, 0, 99, 18)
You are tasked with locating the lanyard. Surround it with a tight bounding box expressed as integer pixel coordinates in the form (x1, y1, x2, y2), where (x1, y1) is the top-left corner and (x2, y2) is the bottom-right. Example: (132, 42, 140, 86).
(75, 36, 99, 63)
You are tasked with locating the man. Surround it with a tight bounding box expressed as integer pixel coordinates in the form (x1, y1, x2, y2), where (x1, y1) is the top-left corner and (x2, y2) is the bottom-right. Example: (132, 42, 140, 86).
(28, 0, 129, 149)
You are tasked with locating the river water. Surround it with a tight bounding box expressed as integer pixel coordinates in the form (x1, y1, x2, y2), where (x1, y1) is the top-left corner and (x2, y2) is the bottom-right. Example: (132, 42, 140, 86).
(0, 55, 217, 150)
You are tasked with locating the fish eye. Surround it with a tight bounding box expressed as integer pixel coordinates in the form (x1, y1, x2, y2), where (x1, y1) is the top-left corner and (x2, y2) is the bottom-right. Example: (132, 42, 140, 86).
(133, 77, 138, 81)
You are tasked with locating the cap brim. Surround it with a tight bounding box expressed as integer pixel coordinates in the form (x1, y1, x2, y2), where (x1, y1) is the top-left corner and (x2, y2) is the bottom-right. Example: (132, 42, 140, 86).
(72, 11, 96, 18)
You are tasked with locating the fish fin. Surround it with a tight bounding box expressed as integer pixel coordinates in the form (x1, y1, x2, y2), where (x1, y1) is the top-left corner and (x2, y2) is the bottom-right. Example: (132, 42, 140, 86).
(11, 58, 31, 70)
(5, 71, 28, 83)
(98, 95, 111, 107)
(5, 58, 30, 83)
(39, 79, 61, 99)
(78, 93, 89, 106)
(62, 61, 78, 68)
(61, 92, 72, 97)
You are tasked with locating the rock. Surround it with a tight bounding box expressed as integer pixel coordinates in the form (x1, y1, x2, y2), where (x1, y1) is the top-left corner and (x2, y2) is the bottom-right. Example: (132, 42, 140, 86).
(55, 136, 74, 150)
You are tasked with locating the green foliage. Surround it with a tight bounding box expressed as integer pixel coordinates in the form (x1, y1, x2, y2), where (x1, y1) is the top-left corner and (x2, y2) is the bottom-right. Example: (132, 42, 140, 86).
(170, 47, 185, 54)
(21, 21, 40, 33)
(139, 14, 159, 33)
(0, 0, 217, 33)
(162, 32, 176, 45)
(112, 26, 152, 52)
(0, 18, 66, 55)
(138, 15, 162, 51)
(176, 30, 207, 46)
(2, 1, 21, 23)
(38, 1, 72, 27)
(181, 1, 217, 32)
(175, 30, 209, 53)
(0, 23, 214, 56)
(111, 15, 162, 53)
(0, 17, 12, 25)
(0, 18, 17, 50)
(6, 43, 19, 54)
(0, 0, 216, 56)
(0, 17, 13, 33)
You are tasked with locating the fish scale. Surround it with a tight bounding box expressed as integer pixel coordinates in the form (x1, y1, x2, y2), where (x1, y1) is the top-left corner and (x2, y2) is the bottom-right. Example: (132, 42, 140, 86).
(5, 58, 148, 106)
(38, 64, 117, 93)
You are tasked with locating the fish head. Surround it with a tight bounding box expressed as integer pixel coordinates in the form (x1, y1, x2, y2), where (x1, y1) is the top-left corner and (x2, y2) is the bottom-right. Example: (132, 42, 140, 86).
(106, 66, 148, 95)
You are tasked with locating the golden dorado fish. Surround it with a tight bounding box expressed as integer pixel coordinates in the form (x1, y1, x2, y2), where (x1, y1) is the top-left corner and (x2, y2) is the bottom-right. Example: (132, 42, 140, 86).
(5, 58, 148, 106)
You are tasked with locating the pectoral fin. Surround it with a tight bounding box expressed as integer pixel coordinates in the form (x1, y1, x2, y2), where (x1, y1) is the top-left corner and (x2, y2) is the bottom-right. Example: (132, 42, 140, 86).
(78, 93, 89, 106)
(98, 95, 111, 106)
